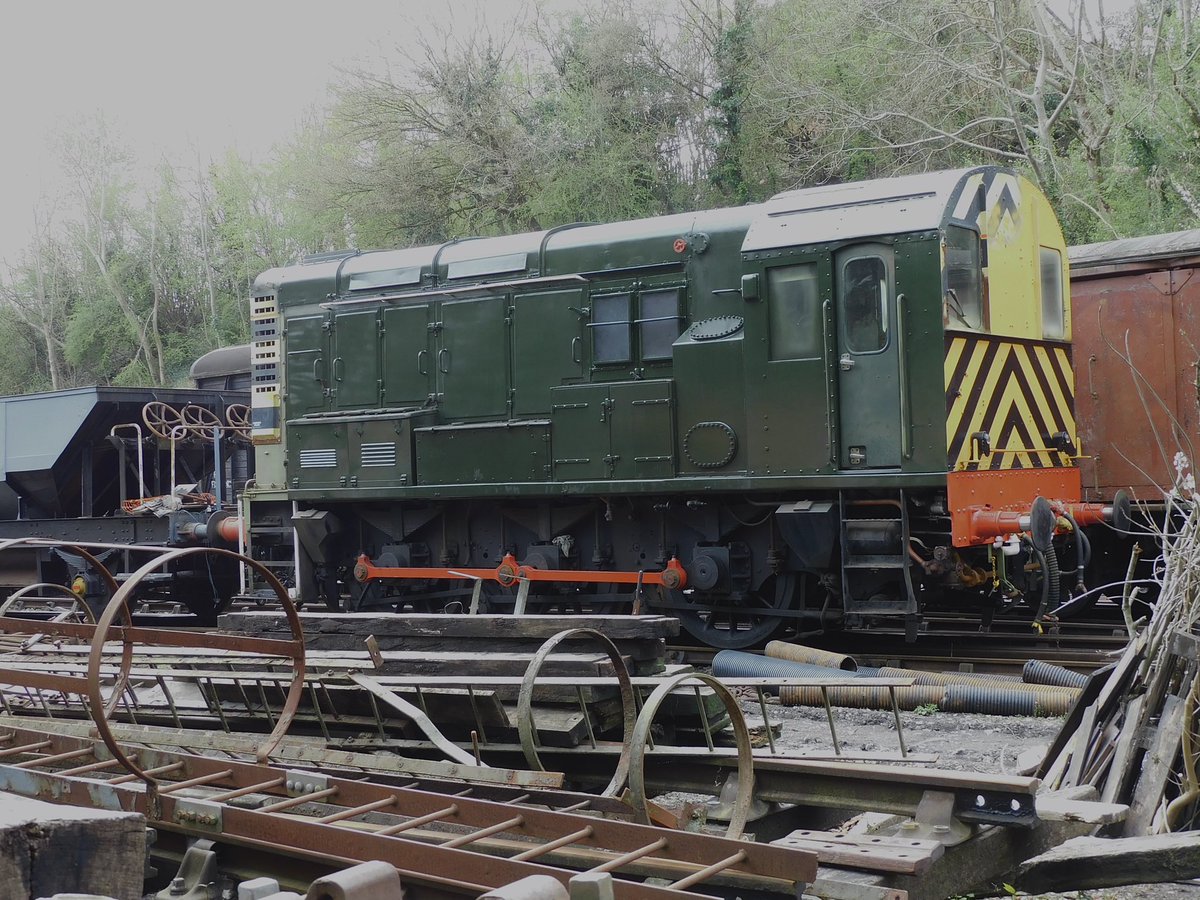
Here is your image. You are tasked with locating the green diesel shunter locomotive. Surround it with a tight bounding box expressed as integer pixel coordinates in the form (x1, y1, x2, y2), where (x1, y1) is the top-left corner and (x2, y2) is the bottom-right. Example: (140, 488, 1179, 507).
(245, 166, 1124, 648)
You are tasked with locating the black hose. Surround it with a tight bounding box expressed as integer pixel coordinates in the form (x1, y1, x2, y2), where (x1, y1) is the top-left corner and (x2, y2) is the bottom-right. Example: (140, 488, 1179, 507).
(1060, 512, 1088, 593)
(1039, 544, 1060, 620)
(1022, 536, 1057, 621)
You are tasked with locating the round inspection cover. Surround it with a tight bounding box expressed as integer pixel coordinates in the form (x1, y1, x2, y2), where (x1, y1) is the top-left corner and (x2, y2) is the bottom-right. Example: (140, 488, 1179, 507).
(684, 421, 738, 468)
(690, 315, 744, 341)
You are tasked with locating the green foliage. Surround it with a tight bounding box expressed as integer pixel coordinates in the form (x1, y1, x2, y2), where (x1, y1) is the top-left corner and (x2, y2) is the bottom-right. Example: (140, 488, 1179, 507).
(913, 703, 939, 716)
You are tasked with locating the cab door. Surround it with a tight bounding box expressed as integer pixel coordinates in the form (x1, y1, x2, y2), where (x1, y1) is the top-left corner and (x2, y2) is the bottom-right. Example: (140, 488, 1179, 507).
(834, 243, 901, 469)
(743, 256, 836, 475)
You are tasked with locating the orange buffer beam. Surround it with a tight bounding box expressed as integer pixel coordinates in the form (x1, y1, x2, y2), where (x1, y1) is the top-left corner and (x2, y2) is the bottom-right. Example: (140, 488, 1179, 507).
(353, 552, 688, 590)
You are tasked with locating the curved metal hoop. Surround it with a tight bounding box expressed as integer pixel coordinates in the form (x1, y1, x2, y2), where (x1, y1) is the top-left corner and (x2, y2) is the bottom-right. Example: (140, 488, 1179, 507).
(86, 546, 306, 788)
(628, 671, 755, 838)
(181, 405, 224, 440)
(142, 401, 184, 441)
(0, 582, 96, 625)
(225, 403, 251, 439)
(517, 628, 635, 797)
(0, 539, 129, 716)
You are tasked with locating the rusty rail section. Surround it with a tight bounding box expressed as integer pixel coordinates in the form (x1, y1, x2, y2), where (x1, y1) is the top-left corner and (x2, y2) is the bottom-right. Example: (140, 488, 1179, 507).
(0, 721, 817, 899)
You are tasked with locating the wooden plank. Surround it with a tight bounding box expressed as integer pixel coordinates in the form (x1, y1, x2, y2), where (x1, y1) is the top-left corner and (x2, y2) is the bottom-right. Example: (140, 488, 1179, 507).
(773, 830, 943, 875)
(1101, 694, 1144, 804)
(1122, 692, 1186, 835)
(290, 634, 667, 660)
(1061, 700, 1098, 788)
(219, 612, 681, 639)
(0, 791, 145, 899)
(1035, 635, 1143, 780)
(1034, 795, 1128, 825)
(1016, 833, 1200, 894)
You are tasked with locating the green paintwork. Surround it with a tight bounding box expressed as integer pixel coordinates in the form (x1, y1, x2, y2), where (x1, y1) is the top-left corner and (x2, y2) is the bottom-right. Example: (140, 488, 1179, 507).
(834, 242, 900, 469)
(416, 420, 550, 485)
(381, 304, 434, 407)
(332, 308, 381, 410)
(512, 288, 587, 415)
(288, 409, 434, 490)
(258, 166, 1032, 504)
(743, 250, 837, 477)
(549, 383, 610, 480)
(609, 380, 674, 480)
(439, 297, 509, 419)
(285, 314, 327, 416)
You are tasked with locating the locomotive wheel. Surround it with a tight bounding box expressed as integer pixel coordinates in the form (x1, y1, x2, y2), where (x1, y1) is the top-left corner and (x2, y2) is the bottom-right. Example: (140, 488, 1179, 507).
(676, 573, 796, 649)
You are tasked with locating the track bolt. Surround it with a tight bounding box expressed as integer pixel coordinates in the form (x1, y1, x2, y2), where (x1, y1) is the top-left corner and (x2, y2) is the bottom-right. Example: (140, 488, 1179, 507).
(286, 780, 296, 792)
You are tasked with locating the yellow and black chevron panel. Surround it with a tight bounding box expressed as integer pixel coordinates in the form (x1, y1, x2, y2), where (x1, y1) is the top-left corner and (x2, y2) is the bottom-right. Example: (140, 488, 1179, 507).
(945, 333, 1076, 471)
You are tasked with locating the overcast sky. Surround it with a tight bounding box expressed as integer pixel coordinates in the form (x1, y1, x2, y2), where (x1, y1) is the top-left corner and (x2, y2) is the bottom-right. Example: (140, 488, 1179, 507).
(0, 0, 1137, 267)
(0, 0, 553, 266)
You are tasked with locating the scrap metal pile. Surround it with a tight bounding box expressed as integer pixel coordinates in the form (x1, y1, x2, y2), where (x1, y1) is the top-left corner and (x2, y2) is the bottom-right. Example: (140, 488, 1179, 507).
(0, 543, 1181, 900)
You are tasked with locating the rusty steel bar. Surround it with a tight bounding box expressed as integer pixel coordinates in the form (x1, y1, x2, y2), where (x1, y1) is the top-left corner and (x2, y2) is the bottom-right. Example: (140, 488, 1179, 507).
(354, 551, 688, 590)
(0, 721, 816, 898)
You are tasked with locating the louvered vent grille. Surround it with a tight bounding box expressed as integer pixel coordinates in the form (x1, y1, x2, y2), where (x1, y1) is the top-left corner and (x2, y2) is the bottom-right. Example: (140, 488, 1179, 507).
(360, 442, 397, 467)
(299, 449, 338, 468)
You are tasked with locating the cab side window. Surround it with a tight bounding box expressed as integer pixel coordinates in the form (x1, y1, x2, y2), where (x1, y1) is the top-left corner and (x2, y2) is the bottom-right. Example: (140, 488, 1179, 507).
(592, 293, 632, 364)
(768, 264, 820, 360)
(591, 287, 684, 365)
(639, 289, 683, 360)
(945, 227, 985, 330)
(842, 256, 888, 352)
(1040, 247, 1065, 339)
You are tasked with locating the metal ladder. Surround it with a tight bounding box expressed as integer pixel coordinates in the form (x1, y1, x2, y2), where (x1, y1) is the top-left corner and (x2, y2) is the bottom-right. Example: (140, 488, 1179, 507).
(0, 721, 816, 900)
(839, 490, 920, 639)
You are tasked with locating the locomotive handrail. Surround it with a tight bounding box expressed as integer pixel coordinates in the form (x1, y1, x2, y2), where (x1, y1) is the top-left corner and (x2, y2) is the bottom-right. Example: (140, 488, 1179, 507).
(821, 298, 835, 465)
(897, 292, 912, 459)
(317, 274, 588, 310)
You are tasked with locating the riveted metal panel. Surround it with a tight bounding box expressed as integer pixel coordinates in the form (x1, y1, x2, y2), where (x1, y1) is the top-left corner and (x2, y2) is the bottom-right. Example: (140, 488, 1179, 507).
(381, 304, 434, 408)
(610, 380, 675, 479)
(284, 314, 328, 416)
(287, 420, 345, 489)
(512, 289, 587, 415)
(331, 308, 380, 410)
(347, 412, 431, 488)
(1072, 265, 1200, 499)
(674, 323, 747, 475)
(742, 253, 837, 477)
(439, 297, 509, 419)
(416, 420, 550, 485)
(550, 383, 609, 480)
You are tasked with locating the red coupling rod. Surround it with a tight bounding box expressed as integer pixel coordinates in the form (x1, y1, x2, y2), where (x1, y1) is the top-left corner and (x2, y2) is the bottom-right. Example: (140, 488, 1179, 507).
(353, 552, 687, 590)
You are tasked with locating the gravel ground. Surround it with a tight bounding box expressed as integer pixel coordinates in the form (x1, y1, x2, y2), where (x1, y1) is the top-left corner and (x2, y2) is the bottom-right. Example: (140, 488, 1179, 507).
(735, 696, 1200, 899)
